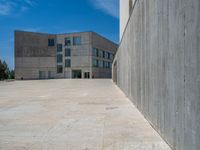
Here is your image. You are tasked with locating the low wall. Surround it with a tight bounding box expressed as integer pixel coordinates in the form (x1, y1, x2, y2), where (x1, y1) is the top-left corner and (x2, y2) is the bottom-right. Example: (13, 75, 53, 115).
(113, 0, 200, 149)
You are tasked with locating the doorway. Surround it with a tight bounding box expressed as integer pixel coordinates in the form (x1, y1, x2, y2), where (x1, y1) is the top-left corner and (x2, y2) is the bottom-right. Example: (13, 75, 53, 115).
(72, 70, 82, 79)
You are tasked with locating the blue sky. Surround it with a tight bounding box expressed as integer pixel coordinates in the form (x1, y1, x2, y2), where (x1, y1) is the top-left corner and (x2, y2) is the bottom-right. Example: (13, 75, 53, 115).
(0, 0, 119, 69)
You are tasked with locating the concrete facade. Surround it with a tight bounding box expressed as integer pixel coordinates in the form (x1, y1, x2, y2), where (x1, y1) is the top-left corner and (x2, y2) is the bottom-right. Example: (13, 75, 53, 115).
(114, 0, 200, 150)
(15, 31, 117, 80)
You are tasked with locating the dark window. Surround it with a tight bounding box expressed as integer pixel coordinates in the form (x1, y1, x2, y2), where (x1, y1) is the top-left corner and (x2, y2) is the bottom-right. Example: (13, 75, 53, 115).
(57, 54, 63, 63)
(103, 51, 105, 58)
(57, 44, 62, 52)
(99, 60, 103, 68)
(48, 39, 55, 46)
(84, 72, 90, 78)
(65, 59, 71, 67)
(57, 65, 63, 73)
(73, 37, 81, 45)
(110, 53, 113, 60)
(108, 62, 111, 68)
(108, 52, 110, 59)
(65, 48, 71, 57)
(65, 37, 71, 46)
(104, 61, 109, 68)
(99, 50, 103, 58)
(92, 59, 98, 67)
(105, 52, 109, 59)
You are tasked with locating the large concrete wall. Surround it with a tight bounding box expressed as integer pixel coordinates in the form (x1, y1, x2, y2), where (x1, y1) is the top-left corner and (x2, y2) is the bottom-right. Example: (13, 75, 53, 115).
(113, 0, 200, 149)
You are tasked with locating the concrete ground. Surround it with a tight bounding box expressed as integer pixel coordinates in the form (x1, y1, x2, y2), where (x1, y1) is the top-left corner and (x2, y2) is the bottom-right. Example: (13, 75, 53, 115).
(0, 79, 171, 150)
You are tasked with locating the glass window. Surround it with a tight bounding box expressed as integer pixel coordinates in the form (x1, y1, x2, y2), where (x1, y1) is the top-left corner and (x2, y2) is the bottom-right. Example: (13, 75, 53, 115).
(65, 48, 71, 57)
(73, 37, 81, 45)
(57, 44, 62, 52)
(108, 62, 111, 68)
(92, 59, 98, 67)
(104, 61, 109, 68)
(57, 65, 63, 73)
(92, 48, 98, 57)
(103, 51, 105, 58)
(99, 50, 103, 58)
(65, 37, 71, 46)
(48, 39, 55, 46)
(99, 60, 103, 68)
(65, 59, 71, 67)
(110, 53, 113, 60)
(105, 52, 109, 59)
(57, 54, 63, 63)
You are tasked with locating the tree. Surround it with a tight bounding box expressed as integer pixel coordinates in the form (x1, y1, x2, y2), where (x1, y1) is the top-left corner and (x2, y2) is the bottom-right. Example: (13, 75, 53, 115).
(0, 59, 14, 80)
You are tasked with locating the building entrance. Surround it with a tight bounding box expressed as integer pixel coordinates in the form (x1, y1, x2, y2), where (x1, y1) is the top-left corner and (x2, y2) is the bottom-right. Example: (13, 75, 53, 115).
(72, 70, 82, 78)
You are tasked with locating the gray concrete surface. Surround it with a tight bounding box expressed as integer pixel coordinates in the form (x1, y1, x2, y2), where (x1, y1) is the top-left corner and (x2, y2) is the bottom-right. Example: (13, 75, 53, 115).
(114, 0, 200, 150)
(0, 79, 170, 150)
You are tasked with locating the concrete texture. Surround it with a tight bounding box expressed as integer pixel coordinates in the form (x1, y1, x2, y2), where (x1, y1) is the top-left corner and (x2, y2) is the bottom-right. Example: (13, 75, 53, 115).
(0, 79, 170, 150)
(114, 0, 200, 149)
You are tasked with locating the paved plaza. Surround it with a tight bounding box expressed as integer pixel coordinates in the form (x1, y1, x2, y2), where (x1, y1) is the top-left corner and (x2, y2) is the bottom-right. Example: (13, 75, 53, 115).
(0, 79, 171, 150)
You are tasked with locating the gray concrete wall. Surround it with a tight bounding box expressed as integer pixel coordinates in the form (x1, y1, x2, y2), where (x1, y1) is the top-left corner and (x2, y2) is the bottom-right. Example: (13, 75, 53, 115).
(113, 0, 200, 149)
(15, 31, 56, 80)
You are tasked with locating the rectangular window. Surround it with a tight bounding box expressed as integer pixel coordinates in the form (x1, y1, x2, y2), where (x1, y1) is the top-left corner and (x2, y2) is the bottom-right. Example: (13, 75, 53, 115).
(92, 59, 98, 67)
(65, 48, 71, 57)
(110, 53, 113, 60)
(99, 60, 103, 68)
(65, 59, 71, 67)
(57, 54, 63, 63)
(99, 50, 103, 58)
(65, 37, 71, 46)
(108, 52, 110, 59)
(57, 65, 63, 73)
(84, 72, 90, 78)
(108, 62, 111, 68)
(48, 39, 55, 46)
(92, 48, 98, 57)
(104, 61, 109, 68)
(73, 37, 81, 45)
(105, 52, 109, 59)
(57, 44, 62, 52)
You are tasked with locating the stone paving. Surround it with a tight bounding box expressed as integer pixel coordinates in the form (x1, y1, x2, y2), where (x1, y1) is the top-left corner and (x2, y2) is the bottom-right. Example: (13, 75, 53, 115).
(0, 79, 171, 150)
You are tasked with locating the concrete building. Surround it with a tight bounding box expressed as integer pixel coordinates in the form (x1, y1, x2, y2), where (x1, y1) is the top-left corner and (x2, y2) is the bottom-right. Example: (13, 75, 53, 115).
(113, 0, 200, 150)
(15, 31, 117, 80)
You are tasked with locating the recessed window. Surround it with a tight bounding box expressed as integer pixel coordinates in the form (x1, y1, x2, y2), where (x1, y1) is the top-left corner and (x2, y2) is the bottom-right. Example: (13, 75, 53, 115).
(65, 48, 71, 57)
(73, 37, 81, 45)
(57, 54, 63, 63)
(99, 50, 103, 58)
(99, 60, 103, 68)
(57, 44, 62, 52)
(92, 59, 98, 67)
(105, 52, 109, 59)
(48, 39, 55, 46)
(92, 48, 98, 57)
(110, 53, 113, 60)
(65, 59, 71, 67)
(57, 65, 63, 73)
(65, 37, 71, 46)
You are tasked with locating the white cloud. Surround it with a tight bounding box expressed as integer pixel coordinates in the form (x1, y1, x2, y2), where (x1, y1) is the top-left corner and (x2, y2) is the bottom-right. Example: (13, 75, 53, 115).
(89, 0, 119, 18)
(0, 0, 36, 16)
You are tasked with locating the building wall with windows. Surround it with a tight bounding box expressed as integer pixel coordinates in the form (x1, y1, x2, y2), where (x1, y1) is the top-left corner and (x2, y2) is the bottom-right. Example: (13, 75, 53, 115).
(15, 31, 117, 80)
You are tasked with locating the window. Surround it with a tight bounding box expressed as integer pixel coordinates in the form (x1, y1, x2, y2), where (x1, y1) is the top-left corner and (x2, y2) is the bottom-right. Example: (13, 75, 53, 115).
(104, 61, 109, 68)
(105, 52, 109, 59)
(73, 37, 81, 45)
(65, 59, 71, 67)
(92, 48, 98, 57)
(48, 39, 55, 46)
(57, 44, 62, 52)
(108, 62, 111, 68)
(108, 52, 110, 59)
(57, 65, 63, 73)
(99, 50, 103, 58)
(57, 54, 63, 63)
(65, 37, 71, 46)
(92, 59, 98, 67)
(65, 48, 71, 57)
(103, 51, 105, 58)
(110, 53, 113, 60)
(99, 60, 103, 68)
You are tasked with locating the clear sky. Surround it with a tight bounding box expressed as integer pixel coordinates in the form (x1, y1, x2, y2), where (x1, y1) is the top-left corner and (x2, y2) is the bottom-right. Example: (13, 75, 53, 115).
(0, 0, 119, 69)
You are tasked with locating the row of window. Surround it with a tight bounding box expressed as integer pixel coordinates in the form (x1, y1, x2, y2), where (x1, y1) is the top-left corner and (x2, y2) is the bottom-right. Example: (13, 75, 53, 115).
(92, 59, 111, 68)
(48, 37, 81, 47)
(92, 48, 113, 60)
(57, 59, 71, 73)
(57, 46, 71, 56)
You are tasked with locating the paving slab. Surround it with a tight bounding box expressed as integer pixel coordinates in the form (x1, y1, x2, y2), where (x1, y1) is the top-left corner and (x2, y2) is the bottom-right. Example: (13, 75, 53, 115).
(0, 79, 171, 150)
